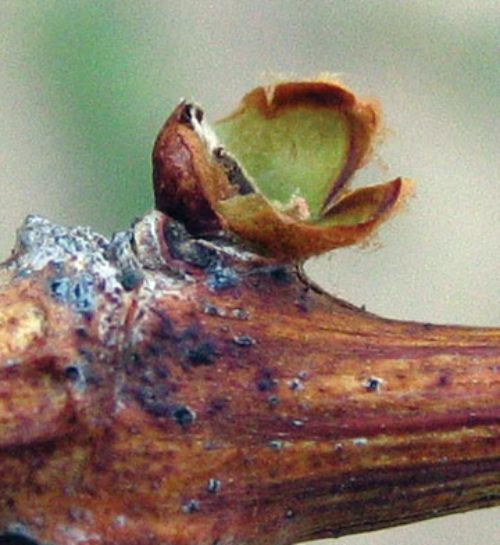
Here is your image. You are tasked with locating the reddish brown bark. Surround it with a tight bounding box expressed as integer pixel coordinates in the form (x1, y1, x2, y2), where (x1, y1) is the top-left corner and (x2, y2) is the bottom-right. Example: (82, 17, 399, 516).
(1, 211, 500, 545)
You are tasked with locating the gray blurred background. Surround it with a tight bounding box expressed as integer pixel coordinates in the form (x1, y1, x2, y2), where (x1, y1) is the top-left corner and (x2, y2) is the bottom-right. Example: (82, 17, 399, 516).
(1, 1, 499, 543)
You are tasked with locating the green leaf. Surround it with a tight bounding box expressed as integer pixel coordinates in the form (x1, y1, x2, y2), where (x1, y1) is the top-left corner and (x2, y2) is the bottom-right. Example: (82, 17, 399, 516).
(215, 103, 350, 220)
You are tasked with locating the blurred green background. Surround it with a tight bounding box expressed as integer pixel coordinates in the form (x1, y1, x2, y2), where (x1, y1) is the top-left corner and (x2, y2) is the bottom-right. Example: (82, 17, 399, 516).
(1, 1, 500, 543)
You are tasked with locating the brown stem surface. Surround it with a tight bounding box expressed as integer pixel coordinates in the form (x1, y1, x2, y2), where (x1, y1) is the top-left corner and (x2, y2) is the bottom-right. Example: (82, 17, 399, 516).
(0, 211, 499, 545)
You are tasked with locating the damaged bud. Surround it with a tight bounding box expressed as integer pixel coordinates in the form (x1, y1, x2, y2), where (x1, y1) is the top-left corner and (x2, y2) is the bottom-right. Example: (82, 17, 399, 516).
(153, 79, 413, 260)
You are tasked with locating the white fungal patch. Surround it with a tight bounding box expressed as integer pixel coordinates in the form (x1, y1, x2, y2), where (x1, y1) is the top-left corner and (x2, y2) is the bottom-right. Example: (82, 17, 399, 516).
(11, 215, 133, 347)
(9, 212, 194, 350)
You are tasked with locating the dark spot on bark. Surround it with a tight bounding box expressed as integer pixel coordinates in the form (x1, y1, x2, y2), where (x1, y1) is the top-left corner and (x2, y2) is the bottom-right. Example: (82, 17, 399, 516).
(182, 499, 201, 513)
(119, 267, 144, 291)
(208, 397, 229, 414)
(334, 442, 345, 453)
(203, 303, 225, 317)
(181, 326, 218, 366)
(0, 535, 40, 545)
(64, 365, 82, 382)
(86, 372, 102, 386)
(187, 341, 217, 365)
(187, 242, 217, 268)
(363, 377, 384, 392)
(268, 440, 284, 450)
(63, 362, 89, 390)
(75, 327, 89, 339)
(482, 492, 500, 502)
(207, 264, 240, 291)
(49, 273, 95, 313)
(232, 308, 249, 320)
(232, 335, 256, 347)
(145, 345, 161, 360)
(155, 364, 170, 379)
(267, 395, 280, 408)
(172, 405, 196, 428)
(72, 275, 95, 311)
(289, 378, 304, 391)
(126, 351, 145, 370)
(268, 265, 294, 285)
(49, 277, 70, 301)
(207, 478, 221, 493)
(257, 370, 277, 392)
(135, 385, 172, 417)
(164, 222, 216, 268)
(438, 374, 452, 387)
(147, 402, 171, 419)
(151, 308, 176, 340)
(296, 291, 309, 313)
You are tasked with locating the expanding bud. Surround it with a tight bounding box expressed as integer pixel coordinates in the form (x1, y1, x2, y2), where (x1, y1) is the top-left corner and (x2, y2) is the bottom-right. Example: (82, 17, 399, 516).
(153, 79, 413, 260)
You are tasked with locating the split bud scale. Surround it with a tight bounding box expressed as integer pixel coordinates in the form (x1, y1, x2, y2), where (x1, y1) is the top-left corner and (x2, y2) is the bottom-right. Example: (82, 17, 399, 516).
(153, 78, 412, 261)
